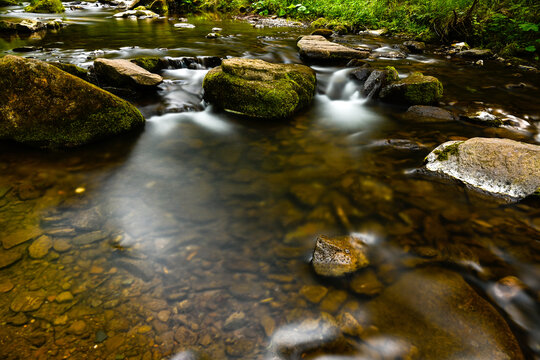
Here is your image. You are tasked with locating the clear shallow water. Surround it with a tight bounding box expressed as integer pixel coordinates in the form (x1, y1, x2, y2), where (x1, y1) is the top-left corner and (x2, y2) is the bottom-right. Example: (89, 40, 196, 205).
(0, 5, 540, 360)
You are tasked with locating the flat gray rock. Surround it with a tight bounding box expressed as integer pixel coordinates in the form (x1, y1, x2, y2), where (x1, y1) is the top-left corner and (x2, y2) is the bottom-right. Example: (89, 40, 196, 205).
(297, 35, 370, 63)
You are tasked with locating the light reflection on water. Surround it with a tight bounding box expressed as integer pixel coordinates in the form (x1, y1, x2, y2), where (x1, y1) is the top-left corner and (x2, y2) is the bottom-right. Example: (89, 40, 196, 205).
(0, 7, 539, 360)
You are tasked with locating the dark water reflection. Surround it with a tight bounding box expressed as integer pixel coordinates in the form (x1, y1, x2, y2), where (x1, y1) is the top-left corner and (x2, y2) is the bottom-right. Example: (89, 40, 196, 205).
(0, 5, 539, 360)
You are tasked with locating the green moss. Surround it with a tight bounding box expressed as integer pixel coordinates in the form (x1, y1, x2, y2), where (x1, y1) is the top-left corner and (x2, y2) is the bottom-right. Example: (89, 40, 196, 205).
(134, 5, 146, 10)
(384, 66, 399, 82)
(0, 0, 19, 6)
(310, 28, 333, 37)
(434, 141, 462, 161)
(381, 72, 443, 105)
(25, 0, 64, 13)
(310, 17, 328, 28)
(0, 55, 144, 148)
(130, 57, 166, 73)
(49, 62, 88, 81)
(203, 60, 316, 120)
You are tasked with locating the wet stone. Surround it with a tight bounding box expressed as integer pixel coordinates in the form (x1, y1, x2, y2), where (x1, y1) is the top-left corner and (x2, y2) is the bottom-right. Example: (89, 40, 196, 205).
(336, 312, 363, 337)
(28, 235, 53, 259)
(312, 234, 369, 277)
(0, 279, 14, 292)
(116, 258, 153, 281)
(73, 230, 108, 245)
(95, 329, 108, 343)
(2, 226, 42, 249)
(174, 326, 198, 345)
(0, 248, 23, 269)
(350, 269, 384, 296)
(320, 289, 348, 313)
(300, 285, 328, 304)
(224, 311, 246, 331)
(67, 320, 87, 336)
(53, 315, 68, 326)
(7, 312, 28, 326)
(225, 337, 255, 357)
(261, 315, 276, 337)
(56, 291, 74, 303)
(157, 310, 170, 322)
(10, 290, 46, 312)
(71, 207, 103, 230)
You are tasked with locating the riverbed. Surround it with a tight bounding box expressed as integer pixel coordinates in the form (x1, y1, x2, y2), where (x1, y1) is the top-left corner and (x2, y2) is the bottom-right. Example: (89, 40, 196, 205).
(0, 3, 539, 359)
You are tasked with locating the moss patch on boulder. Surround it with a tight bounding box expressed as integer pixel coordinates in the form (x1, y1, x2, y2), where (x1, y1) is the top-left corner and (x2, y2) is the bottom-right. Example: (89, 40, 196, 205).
(380, 71, 443, 105)
(203, 58, 316, 120)
(25, 0, 64, 13)
(49, 62, 89, 81)
(0, 55, 144, 148)
(130, 57, 168, 73)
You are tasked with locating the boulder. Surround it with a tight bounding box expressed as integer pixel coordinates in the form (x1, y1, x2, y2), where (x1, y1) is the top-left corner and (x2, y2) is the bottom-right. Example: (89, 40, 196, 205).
(312, 234, 369, 277)
(405, 105, 456, 122)
(425, 137, 540, 198)
(25, 0, 64, 13)
(93, 58, 163, 88)
(367, 267, 524, 359)
(0, 55, 144, 148)
(0, 19, 46, 33)
(203, 57, 316, 119)
(49, 62, 89, 81)
(457, 48, 492, 59)
(380, 71, 443, 105)
(403, 40, 426, 53)
(361, 66, 398, 98)
(113, 9, 159, 18)
(297, 35, 370, 63)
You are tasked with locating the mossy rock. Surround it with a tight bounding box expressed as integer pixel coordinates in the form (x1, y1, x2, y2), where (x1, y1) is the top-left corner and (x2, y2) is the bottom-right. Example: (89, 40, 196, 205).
(310, 28, 333, 38)
(380, 71, 443, 105)
(0, 0, 19, 6)
(202, 58, 316, 120)
(310, 17, 328, 28)
(49, 62, 89, 81)
(130, 57, 168, 73)
(25, 0, 64, 13)
(0, 55, 144, 148)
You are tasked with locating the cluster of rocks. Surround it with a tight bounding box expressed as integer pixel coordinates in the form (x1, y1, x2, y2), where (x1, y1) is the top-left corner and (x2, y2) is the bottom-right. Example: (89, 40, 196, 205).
(0, 18, 65, 34)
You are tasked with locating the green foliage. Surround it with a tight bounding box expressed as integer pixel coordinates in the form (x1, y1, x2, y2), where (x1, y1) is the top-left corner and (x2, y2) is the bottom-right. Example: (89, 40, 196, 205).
(25, 0, 64, 13)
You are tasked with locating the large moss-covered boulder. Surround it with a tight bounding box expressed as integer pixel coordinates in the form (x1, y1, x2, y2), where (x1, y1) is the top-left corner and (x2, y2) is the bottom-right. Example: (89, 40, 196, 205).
(367, 267, 524, 359)
(25, 0, 64, 13)
(0, 55, 144, 148)
(297, 35, 370, 64)
(425, 137, 540, 199)
(380, 71, 443, 105)
(202, 58, 316, 120)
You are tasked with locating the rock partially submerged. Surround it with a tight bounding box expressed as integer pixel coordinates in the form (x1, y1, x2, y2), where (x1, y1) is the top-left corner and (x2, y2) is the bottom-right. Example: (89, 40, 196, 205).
(203, 57, 316, 119)
(457, 48, 492, 59)
(405, 105, 456, 122)
(113, 9, 159, 18)
(379, 71, 443, 105)
(425, 137, 540, 199)
(403, 40, 425, 53)
(25, 0, 64, 13)
(367, 267, 524, 359)
(93, 58, 163, 89)
(297, 35, 370, 64)
(0, 18, 64, 33)
(312, 235, 369, 277)
(0, 55, 144, 148)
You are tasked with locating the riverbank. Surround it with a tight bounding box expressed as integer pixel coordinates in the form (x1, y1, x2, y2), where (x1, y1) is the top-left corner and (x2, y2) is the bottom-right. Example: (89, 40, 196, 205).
(176, 0, 539, 62)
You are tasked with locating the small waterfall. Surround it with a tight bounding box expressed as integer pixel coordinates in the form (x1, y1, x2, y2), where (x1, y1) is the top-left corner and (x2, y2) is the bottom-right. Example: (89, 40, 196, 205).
(323, 68, 361, 101)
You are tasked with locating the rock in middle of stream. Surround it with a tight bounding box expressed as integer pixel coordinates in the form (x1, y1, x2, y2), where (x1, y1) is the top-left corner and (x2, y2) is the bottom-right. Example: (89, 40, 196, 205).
(202, 57, 316, 119)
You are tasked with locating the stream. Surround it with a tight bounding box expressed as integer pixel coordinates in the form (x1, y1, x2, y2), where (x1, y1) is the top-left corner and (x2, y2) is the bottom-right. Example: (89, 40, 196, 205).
(1, 3, 540, 360)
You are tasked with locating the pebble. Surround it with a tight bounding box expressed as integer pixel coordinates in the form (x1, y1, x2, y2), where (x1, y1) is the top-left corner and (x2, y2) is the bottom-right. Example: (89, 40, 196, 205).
(300, 285, 328, 304)
(10, 290, 46, 312)
(53, 315, 69, 326)
(0, 279, 14, 293)
(67, 320, 87, 335)
(320, 289, 347, 313)
(56, 291, 74, 303)
(0, 248, 23, 269)
(53, 238, 72, 252)
(260, 315, 275, 337)
(28, 235, 53, 259)
(350, 270, 384, 296)
(2, 227, 42, 249)
(224, 311, 246, 331)
(157, 310, 170, 322)
(138, 325, 152, 333)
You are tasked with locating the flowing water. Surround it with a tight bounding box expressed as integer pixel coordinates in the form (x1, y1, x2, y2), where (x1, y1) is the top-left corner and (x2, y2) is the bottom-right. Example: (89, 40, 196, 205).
(1, 3, 540, 360)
